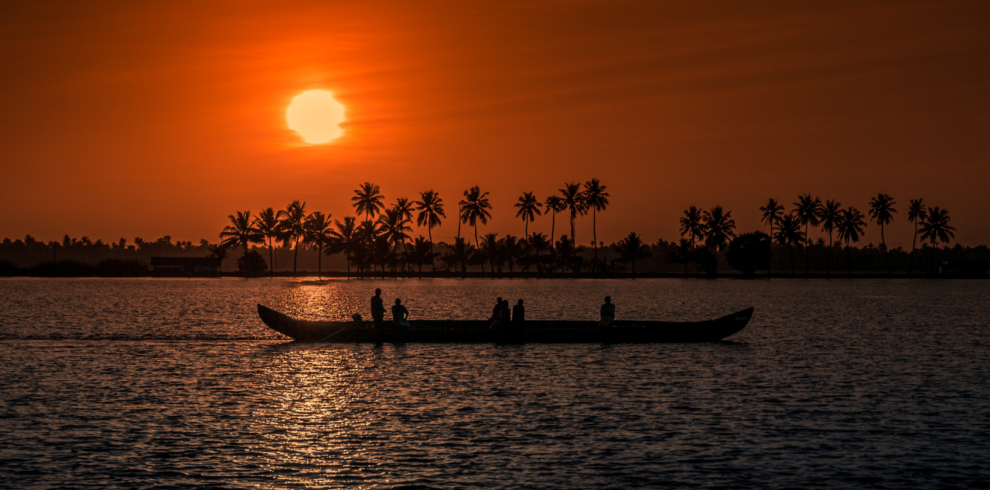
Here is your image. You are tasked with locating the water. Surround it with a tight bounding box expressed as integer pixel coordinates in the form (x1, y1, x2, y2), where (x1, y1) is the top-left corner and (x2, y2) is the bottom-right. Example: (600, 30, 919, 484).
(1, 278, 988, 488)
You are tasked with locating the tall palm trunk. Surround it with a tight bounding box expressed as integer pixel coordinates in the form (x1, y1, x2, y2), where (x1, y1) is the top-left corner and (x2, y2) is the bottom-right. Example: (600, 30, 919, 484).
(268, 239, 274, 279)
(847, 241, 853, 277)
(428, 228, 435, 278)
(474, 225, 483, 273)
(293, 237, 300, 277)
(550, 212, 556, 243)
(592, 209, 598, 274)
(827, 231, 833, 278)
(570, 215, 576, 248)
(456, 205, 462, 240)
(317, 243, 322, 279)
(908, 222, 918, 276)
(805, 224, 810, 276)
(789, 244, 795, 277)
(881, 223, 891, 276)
(768, 219, 773, 278)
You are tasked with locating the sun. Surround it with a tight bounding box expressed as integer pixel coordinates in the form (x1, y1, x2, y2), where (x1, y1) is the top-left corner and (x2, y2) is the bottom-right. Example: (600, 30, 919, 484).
(286, 90, 346, 144)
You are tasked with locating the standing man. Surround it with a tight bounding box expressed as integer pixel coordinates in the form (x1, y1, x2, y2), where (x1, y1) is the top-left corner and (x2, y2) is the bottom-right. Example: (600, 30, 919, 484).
(371, 288, 386, 324)
(600, 296, 615, 327)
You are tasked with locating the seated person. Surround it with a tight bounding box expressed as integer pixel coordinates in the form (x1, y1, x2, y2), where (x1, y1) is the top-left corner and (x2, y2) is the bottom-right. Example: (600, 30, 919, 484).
(392, 298, 410, 327)
(599, 296, 615, 327)
(512, 299, 525, 322)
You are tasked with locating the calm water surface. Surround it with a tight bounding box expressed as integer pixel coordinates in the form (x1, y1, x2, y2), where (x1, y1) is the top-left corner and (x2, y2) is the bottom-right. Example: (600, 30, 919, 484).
(1, 278, 988, 488)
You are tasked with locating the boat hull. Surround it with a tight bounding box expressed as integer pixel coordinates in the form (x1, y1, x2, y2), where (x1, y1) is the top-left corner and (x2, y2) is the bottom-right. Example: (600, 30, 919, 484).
(257, 304, 754, 343)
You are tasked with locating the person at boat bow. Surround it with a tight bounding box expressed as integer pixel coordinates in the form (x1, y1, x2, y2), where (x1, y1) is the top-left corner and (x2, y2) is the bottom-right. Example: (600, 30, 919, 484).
(600, 296, 615, 327)
(392, 298, 410, 327)
(371, 288, 386, 324)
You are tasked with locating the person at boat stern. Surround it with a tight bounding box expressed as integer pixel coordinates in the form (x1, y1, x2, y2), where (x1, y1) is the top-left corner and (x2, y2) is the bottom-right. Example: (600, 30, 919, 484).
(600, 296, 615, 327)
(392, 298, 410, 327)
(371, 288, 386, 324)
(512, 299, 525, 322)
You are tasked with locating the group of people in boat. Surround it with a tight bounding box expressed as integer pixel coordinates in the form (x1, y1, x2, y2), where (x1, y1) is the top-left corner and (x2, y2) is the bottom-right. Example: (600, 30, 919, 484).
(363, 288, 617, 328)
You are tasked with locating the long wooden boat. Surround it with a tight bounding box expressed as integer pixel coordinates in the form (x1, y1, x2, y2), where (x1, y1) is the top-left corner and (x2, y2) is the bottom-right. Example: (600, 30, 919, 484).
(257, 304, 754, 343)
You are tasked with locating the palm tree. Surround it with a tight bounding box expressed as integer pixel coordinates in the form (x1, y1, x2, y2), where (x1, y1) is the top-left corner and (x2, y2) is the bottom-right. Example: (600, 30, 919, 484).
(919, 207, 956, 274)
(514, 192, 543, 240)
(669, 238, 694, 276)
(253, 208, 283, 278)
(220, 211, 262, 265)
(616, 232, 652, 277)
(459, 186, 492, 251)
(480, 233, 501, 278)
(207, 242, 229, 277)
(527, 232, 551, 273)
(836, 207, 866, 277)
(582, 178, 609, 273)
(303, 211, 333, 279)
(407, 236, 434, 277)
(352, 182, 385, 253)
(819, 199, 842, 278)
(759, 198, 784, 277)
(502, 235, 523, 276)
(679, 206, 705, 247)
(868, 193, 898, 275)
(559, 182, 586, 246)
(281, 200, 307, 277)
(774, 214, 804, 276)
(413, 190, 445, 276)
(544, 196, 565, 243)
(793, 193, 822, 275)
(379, 208, 412, 273)
(328, 216, 358, 277)
(702, 206, 736, 273)
(907, 198, 926, 276)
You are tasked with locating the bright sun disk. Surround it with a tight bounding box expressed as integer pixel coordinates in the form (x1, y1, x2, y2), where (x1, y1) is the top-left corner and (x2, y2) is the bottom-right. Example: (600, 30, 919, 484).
(286, 90, 345, 144)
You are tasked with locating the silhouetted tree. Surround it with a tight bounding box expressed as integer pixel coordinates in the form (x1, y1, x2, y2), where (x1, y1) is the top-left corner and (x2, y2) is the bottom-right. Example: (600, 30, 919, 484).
(582, 178, 609, 273)
(868, 193, 897, 275)
(668, 238, 694, 277)
(919, 206, 956, 274)
(679, 206, 705, 247)
(760, 198, 784, 276)
(702, 206, 736, 273)
(328, 216, 358, 277)
(514, 191, 543, 240)
(559, 182, 586, 247)
(352, 182, 385, 255)
(544, 195, 565, 246)
(837, 206, 867, 276)
(281, 200, 307, 277)
(774, 214, 804, 276)
(220, 210, 262, 265)
(379, 208, 412, 273)
(820, 199, 842, 278)
(414, 189, 445, 276)
(793, 193, 822, 275)
(207, 242, 229, 276)
(726, 232, 772, 277)
(237, 250, 268, 277)
(303, 211, 333, 279)
(253, 207, 283, 277)
(459, 186, 493, 252)
(526, 233, 551, 273)
(907, 198, 926, 276)
(616, 232, 652, 277)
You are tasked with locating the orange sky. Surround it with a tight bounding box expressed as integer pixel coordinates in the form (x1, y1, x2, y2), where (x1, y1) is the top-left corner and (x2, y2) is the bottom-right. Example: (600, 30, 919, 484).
(2, 0, 989, 248)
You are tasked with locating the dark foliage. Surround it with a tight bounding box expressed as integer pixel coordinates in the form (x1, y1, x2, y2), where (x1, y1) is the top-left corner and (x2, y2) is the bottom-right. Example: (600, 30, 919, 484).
(237, 250, 269, 277)
(98, 259, 149, 277)
(726, 232, 772, 277)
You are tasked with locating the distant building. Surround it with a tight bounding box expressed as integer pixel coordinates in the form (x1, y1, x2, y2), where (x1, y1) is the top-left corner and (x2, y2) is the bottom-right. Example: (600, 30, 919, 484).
(150, 257, 221, 277)
(939, 259, 990, 277)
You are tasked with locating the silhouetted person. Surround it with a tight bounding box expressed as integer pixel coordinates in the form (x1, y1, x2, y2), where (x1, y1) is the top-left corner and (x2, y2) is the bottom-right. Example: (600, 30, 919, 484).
(392, 298, 409, 327)
(512, 299, 525, 322)
(501, 300, 511, 321)
(600, 296, 615, 327)
(491, 297, 503, 321)
(371, 288, 386, 323)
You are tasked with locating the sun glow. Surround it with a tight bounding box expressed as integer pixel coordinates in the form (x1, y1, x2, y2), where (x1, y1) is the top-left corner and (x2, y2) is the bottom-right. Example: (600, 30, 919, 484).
(286, 90, 346, 144)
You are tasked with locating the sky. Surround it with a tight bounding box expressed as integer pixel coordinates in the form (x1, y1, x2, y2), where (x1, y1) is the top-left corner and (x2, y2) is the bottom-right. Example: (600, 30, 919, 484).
(1, 0, 988, 248)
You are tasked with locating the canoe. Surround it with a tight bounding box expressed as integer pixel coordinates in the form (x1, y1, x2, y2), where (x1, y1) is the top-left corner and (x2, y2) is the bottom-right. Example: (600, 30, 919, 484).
(257, 304, 754, 343)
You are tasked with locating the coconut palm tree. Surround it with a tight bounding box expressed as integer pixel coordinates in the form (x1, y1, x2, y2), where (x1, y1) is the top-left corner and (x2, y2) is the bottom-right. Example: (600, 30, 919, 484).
(406, 236, 434, 277)
(480, 233, 501, 278)
(253, 207, 283, 278)
(793, 193, 822, 275)
(702, 206, 736, 273)
(544, 195, 565, 243)
(820, 199, 842, 278)
(774, 214, 804, 276)
(207, 242, 229, 277)
(413, 190, 445, 276)
(919, 206, 956, 274)
(303, 211, 333, 279)
(220, 211, 263, 265)
(527, 232, 551, 273)
(616, 232, 652, 277)
(836, 206, 867, 277)
(459, 186, 492, 251)
(352, 182, 385, 253)
(328, 216, 358, 277)
(502, 235, 523, 276)
(759, 198, 784, 277)
(868, 193, 898, 276)
(559, 182, 586, 246)
(281, 200, 308, 277)
(679, 206, 705, 247)
(379, 208, 412, 273)
(582, 178, 609, 273)
(514, 192, 543, 240)
(907, 198, 926, 276)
